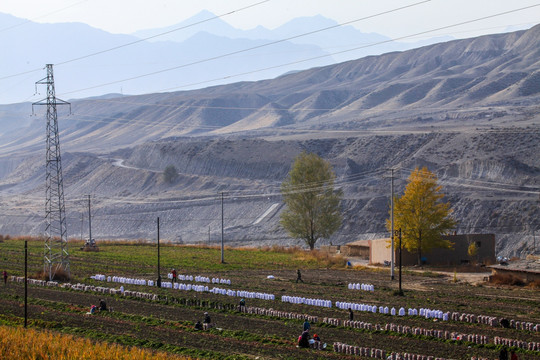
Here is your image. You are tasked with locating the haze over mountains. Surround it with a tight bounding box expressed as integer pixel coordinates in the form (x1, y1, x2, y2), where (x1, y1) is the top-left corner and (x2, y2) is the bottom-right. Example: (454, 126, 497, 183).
(0, 23, 539, 258)
(1, 10, 449, 105)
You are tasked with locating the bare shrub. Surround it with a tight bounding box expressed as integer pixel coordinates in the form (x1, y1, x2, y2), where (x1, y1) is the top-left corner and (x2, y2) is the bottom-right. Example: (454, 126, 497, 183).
(489, 273, 524, 286)
(525, 279, 540, 289)
(296, 248, 347, 268)
(35, 266, 71, 282)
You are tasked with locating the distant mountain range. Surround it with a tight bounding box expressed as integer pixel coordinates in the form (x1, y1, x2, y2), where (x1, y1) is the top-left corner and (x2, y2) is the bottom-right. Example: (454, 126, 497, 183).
(2, 23, 539, 151)
(0, 10, 450, 105)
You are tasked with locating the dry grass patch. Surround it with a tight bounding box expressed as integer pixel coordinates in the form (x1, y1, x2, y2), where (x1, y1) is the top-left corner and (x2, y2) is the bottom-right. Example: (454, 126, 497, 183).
(489, 273, 525, 286)
(0, 325, 194, 360)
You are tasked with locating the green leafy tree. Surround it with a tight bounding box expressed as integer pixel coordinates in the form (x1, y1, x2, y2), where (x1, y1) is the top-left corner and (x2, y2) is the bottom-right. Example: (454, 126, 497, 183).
(280, 152, 342, 250)
(163, 165, 179, 184)
(387, 167, 457, 265)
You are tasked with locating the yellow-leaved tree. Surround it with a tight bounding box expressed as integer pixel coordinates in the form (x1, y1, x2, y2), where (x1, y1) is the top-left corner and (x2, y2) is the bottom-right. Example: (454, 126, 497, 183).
(387, 167, 457, 265)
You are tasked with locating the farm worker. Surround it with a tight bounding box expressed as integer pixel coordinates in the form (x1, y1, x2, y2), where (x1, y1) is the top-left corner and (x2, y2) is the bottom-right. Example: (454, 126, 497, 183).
(298, 330, 310, 348)
(204, 312, 211, 324)
(194, 321, 203, 330)
(313, 334, 320, 342)
(203, 312, 212, 330)
(510, 351, 517, 360)
(303, 319, 311, 332)
(498, 347, 508, 360)
(348, 308, 354, 321)
(90, 305, 97, 314)
(171, 269, 177, 283)
(296, 269, 304, 283)
(3, 270, 7, 285)
(238, 298, 246, 311)
(99, 299, 107, 311)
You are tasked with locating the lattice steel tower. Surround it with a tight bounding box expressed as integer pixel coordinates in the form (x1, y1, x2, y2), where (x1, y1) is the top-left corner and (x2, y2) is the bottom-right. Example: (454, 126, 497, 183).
(33, 64, 71, 280)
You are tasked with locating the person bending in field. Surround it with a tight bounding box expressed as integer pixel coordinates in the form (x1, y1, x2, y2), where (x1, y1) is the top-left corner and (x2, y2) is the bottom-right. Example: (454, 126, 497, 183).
(499, 347, 509, 360)
(194, 320, 203, 330)
(298, 330, 310, 348)
(99, 299, 107, 311)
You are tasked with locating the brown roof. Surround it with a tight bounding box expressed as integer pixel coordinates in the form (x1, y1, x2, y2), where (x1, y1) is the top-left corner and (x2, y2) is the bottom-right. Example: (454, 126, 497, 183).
(345, 240, 371, 247)
(346, 238, 390, 247)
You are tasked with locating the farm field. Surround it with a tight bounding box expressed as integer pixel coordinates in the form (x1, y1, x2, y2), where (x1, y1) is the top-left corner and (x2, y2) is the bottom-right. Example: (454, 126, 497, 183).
(0, 238, 539, 359)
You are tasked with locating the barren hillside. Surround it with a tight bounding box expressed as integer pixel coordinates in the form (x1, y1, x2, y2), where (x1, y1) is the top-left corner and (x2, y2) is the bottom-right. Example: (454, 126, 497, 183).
(0, 25, 539, 257)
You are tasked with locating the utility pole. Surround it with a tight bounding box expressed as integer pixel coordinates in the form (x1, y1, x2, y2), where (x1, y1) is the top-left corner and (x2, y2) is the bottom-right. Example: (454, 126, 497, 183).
(390, 168, 395, 280)
(534, 193, 540, 254)
(532, 229, 536, 254)
(157, 217, 161, 288)
(32, 64, 71, 281)
(395, 228, 403, 296)
(87, 195, 93, 246)
(80, 213, 84, 241)
(221, 192, 225, 263)
(384, 168, 398, 280)
(24, 240, 28, 328)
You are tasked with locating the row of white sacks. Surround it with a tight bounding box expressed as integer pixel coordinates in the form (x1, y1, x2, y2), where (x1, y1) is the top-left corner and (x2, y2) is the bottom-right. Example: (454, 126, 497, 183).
(10, 277, 158, 300)
(91, 274, 154, 286)
(348, 283, 375, 291)
(14, 276, 270, 302)
(336, 301, 449, 320)
(168, 273, 231, 285)
(91, 274, 231, 286)
(210, 287, 275, 300)
(10, 277, 59, 287)
(137, 281, 275, 300)
(281, 295, 332, 308)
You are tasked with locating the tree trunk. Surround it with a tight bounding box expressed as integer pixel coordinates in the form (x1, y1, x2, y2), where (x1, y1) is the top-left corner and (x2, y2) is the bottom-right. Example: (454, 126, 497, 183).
(417, 230, 422, 266)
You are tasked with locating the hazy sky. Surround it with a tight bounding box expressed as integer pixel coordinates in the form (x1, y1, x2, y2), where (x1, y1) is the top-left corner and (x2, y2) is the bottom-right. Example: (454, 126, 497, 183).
(1, 0, 539, 39)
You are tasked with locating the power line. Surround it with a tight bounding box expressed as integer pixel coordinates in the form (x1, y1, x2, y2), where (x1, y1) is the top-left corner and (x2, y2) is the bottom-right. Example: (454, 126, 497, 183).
(56, 0, 433, 97)
(54, 0, 271, 67)
(0, 0, 88, 34)
(1, 2, 538, 107)
(57, 2, 540, 98)
(0, 1, 90, 80)
(394, 166, 540, 195)
(0, 0, 270, 82)
(152, 3, 540, 94)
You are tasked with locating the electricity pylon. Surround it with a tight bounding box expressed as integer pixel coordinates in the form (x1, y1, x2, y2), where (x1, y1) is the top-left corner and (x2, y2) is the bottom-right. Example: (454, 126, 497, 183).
(32, 64, 71, 281)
